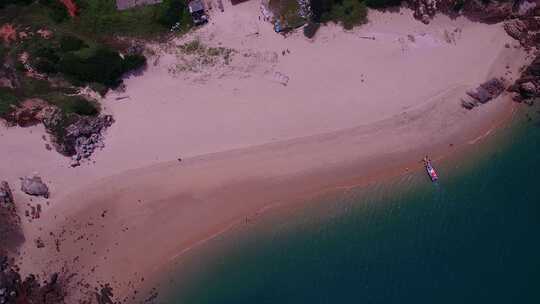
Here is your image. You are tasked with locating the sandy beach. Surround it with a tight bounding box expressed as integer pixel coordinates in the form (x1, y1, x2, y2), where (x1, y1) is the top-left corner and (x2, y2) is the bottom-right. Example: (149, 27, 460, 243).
(0, 1, 530, 299)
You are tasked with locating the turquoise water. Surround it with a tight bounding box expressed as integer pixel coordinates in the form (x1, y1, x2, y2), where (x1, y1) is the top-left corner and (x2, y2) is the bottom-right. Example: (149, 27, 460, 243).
(162, 107, 540, 304)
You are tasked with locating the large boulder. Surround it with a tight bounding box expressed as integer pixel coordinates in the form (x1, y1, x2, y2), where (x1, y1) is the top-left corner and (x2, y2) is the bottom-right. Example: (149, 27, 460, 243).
(20, 175, 49, 198)
(0, 181, 14, 205)
(462, 78, 506, 109)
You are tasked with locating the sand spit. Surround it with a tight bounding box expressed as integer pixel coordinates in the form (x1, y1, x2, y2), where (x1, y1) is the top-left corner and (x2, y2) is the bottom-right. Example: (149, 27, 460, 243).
(0, 1, 531, 299)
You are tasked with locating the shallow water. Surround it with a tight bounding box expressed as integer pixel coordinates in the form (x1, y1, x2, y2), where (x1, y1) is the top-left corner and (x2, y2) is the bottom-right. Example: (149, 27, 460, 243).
(162, 107, 540, 304)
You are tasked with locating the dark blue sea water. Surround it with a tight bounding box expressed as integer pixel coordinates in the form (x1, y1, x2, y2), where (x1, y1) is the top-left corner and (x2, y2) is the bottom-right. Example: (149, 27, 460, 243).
(162, 107, 540, 304)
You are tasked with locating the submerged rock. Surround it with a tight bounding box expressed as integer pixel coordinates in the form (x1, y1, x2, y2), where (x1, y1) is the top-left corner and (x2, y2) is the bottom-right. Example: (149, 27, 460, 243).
(20, 175, 49, 198)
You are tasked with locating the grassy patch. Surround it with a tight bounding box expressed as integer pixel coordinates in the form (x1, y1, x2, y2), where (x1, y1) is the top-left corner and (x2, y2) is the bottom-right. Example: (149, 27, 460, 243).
(180, 39, 204, 54)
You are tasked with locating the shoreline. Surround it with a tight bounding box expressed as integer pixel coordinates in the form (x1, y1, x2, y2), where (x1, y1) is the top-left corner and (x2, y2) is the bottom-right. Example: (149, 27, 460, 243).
(15, 90, 518, 300)
(150, 93, 524, 302)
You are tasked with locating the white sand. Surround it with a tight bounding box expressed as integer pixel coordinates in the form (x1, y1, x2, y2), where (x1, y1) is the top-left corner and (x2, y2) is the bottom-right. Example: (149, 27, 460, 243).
(0, 1, 529, 297)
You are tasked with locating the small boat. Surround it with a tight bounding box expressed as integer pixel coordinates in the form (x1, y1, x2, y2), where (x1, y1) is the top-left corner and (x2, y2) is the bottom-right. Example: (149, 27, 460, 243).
(425, 161, 439, 182)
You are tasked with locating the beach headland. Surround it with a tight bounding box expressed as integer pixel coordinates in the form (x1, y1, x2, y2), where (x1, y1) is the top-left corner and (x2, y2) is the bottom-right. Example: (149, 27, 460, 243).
(0, 1, 533, 301)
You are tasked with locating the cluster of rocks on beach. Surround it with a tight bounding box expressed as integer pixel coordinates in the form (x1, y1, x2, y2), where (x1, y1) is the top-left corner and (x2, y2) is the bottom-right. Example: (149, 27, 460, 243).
(407, 0, 540, 107)
(4, 98, 114, 167)
(461, 78, 506, 109)
(62, 115, 114, 167)
(1, 176, 159, 304)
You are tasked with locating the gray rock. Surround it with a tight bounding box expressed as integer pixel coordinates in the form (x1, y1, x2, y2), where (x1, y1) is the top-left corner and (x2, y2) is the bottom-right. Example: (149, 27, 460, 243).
(462, 78, 506, 109)
(461, 95, 479, 109)
(0, 181, 14, 205)
(20, 176, 49, 198)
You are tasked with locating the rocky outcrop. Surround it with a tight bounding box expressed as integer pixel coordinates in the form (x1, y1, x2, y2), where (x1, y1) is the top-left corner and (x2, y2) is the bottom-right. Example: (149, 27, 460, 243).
(9, 98, 49, 127)
(40, 106, 114, 164)
(504, 18, 528, 40)
(504, 16, 540, 48)
(509, 55, 540, 103)
(409, 0, 440, 24)
(20, 175, 49, 198)
(0, 257, 66, 304)
(407, 0, 516, 24)
(464, 0, 513, 23)
(62, 115, 114, 166)
(461, 78, 506, 109)
(0, 182, 14, 205)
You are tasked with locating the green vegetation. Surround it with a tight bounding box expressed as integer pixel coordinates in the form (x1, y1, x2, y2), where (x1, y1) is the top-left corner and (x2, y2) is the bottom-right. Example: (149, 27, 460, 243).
(44, 92, 100, 116)
(157, 0, 193, 28)
(327, 0, 367, 29)
(57, 46, 143, 87)
(269, 0, 306, 29)
(311, 0, 368, 30)
(0, 76, 100, 119)
(303, 21, 320, 38)
(0, 0, 33, 9)
(0, 0, 161, 122)
(41, 0, 70, 23)
(310, 0, 403, 30)
(364, 0, 403, 8)
(0, 87, 19, 118)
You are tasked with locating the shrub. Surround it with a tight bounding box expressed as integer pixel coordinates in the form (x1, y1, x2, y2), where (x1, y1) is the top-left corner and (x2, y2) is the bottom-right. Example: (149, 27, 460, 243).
(310, 0, 335, 23)
(31, 44, 60, 73)
(89, 82, 108, 96)
(41, 0, 70, 23)
(364, 0, 402, 8)
(59, 35, 87, 52)
(58, 46, 147, 87)
(312, 0, 368, 28)
(303, 21, 320, 38)
(0, 88, 19, 117)
(44, 92, 100, 116)
(158, 0, 189, 28)
(122, 54, 146, 72)
(0, 0, 33, 9)
(58, 47, 125, 86)
(69, 97, 100, 116)
(328, 0, 368, 29)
